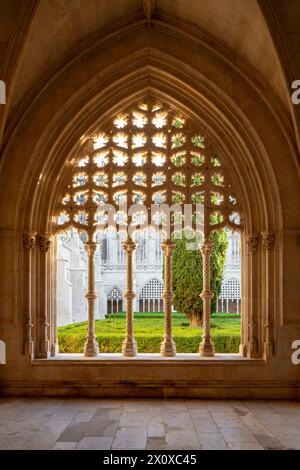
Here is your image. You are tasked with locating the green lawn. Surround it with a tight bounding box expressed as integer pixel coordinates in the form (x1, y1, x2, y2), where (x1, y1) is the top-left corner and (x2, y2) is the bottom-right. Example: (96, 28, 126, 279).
(58, 312, 241, 353)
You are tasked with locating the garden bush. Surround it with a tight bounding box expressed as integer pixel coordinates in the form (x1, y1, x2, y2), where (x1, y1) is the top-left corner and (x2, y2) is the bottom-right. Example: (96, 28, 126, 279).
(58, 313, 241, 354)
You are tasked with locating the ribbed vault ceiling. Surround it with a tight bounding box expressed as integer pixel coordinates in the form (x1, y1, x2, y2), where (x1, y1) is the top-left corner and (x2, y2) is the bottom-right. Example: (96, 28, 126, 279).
(9, 0, 288, 112)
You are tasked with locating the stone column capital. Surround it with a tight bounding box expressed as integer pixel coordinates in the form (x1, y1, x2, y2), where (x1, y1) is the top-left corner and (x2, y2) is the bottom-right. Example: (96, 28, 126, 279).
(39, 234, 51, 253)
(23, 231, 37, 251)
(161, 239, 176, 256)
(261, 231, 275, 251)
(200, 241, 212, 256)
(123, 237, 136, 253)
(246, 233, 259, 254)
(84, 242, 98, 255)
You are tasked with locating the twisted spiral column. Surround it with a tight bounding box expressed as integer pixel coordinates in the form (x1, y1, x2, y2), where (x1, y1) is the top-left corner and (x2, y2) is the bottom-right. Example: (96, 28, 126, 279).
(160, 240, 176, 357)
(199, 240, 215, 356)
(122, 236, 137, 357)
(84, 242, 99, 357)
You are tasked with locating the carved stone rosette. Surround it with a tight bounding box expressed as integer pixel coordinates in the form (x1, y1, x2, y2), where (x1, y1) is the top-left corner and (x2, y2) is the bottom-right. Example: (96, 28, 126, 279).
(199, 241, 215, 356)
(84, 242, 99, 357)
(160, 240, 176, 357)
(122, 237, 138, 357)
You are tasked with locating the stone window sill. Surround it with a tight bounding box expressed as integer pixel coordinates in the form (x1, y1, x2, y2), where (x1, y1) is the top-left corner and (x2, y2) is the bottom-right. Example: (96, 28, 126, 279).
(33, 353, 265, 366)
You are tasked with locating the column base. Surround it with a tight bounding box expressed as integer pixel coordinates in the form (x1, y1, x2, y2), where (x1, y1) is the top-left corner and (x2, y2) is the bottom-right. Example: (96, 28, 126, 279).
(199, 337, 215, 357)
(84, 336, 99, 357)
(248, 339, 258, 356)
(39, 340, 50, 359)
(122, 338, 137, 357)
(160, 338, 176, 357)
(51, 342, 59, 357)
(25, 340, 34, 360)
(264, 340, 274, 357)
(239, 343, 247, 357)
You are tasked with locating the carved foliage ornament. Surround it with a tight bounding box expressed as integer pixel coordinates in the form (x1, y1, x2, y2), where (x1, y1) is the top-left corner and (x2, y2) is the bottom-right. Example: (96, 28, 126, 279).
(39, 234, 51, 252)
(246, 234, 259, 254)
(261, 231, 275, 251)
(23, 232, 37, 251)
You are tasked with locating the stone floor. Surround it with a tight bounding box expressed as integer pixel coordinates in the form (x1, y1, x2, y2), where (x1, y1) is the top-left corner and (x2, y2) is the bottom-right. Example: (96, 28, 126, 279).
(0, 398, 300, 450)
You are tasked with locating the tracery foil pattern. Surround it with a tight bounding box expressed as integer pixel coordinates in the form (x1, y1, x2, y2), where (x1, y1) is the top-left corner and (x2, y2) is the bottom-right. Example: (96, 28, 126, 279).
(55, 97, 241, 357)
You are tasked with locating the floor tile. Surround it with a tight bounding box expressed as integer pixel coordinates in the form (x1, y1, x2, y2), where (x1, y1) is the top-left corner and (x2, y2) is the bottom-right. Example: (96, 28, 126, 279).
(112, 427, 147, 450)
(219, 426, 259, 444)
(52, 441, 77, 450)
(57, 421, 88, 442)
(76, 437, 113, 450)
(228, 442, 264, 450)
(192, 417, 219, 433)
(281, 439, 300, 450)
(197, 432, 228, 450)
(147, 438, 169, 450)
(1, 398, 300, 451)
(211, 411, 243, 428)
(148, 423, 165, 439)
(165, 429, 200, 449)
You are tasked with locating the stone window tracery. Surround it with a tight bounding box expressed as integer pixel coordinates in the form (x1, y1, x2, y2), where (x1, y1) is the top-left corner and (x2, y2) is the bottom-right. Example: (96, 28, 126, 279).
(107, 286, 123, 314)
(53, 96, 242, 358)
(139, 279, 164, 313)
(55, 98, 241, 239)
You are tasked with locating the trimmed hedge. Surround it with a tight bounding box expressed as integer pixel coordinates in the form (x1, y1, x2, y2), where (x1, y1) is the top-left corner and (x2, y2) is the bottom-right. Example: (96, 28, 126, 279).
(58, 332, 240, 354)
(57, 312, 241, 353)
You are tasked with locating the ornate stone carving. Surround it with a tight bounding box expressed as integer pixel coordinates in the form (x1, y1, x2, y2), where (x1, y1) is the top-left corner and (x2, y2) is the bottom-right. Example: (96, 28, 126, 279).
(246, 233, 259, 254)
(199, 240, 215, 356)
(23, 232, 36, 358)
(84, 242, 99, 357)
(53, 97, 242, 358)
(161, 240, 176, 357)
(23, 231, 37, 251)
(122, 236, 137, 357)
(261, 231, 275, 250)
(55, 98, 241, 236)
(39, 234, 51, 252)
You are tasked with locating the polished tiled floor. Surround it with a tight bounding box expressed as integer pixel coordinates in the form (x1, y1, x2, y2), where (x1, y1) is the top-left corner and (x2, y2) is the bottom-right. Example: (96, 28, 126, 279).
(0, 398, 300, 450)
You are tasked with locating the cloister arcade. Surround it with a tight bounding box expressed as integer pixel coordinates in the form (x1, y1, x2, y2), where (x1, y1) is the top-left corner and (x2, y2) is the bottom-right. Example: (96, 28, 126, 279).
(0, 0, 299, 399)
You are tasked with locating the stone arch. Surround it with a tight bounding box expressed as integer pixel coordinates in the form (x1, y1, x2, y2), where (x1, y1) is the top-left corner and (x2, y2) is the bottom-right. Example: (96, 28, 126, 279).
(219, 278, 241, 314)
(106, 286, 123, 315)
(138, 278, 164, 313)
(0, 22, 298, 383)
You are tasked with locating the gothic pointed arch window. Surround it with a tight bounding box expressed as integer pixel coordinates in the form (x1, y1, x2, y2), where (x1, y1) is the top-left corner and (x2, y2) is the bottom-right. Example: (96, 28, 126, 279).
(219, 278, 241, 314)
(139, 278, 164, 312)
(53, 96, 242, 358)
(107, 286, 123, 314)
